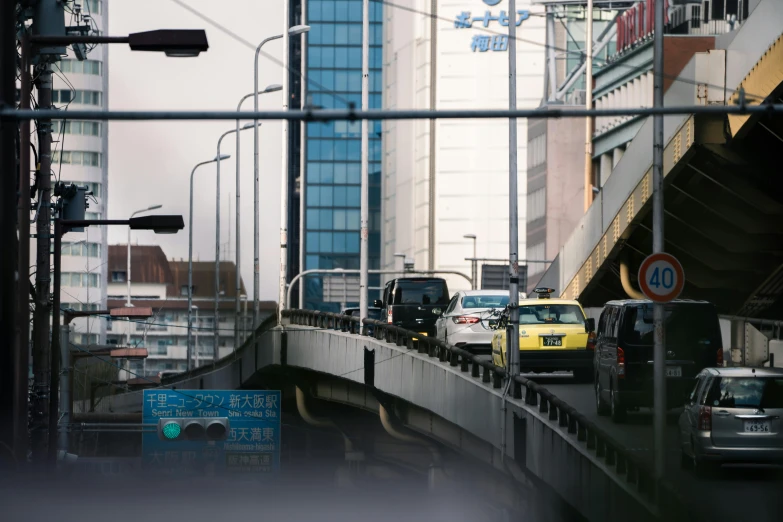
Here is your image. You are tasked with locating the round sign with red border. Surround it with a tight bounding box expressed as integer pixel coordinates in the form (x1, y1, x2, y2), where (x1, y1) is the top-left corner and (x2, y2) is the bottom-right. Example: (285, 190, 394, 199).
(638, 253, 685, 303)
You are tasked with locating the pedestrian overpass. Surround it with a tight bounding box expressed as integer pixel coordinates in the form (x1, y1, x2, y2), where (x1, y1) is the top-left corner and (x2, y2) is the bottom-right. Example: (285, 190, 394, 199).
(537, 0, 783, 319)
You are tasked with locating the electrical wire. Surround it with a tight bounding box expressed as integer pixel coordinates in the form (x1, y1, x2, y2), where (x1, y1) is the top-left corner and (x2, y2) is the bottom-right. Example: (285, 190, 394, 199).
(373, 0, 769, 101)
(168, 0, 355, 108)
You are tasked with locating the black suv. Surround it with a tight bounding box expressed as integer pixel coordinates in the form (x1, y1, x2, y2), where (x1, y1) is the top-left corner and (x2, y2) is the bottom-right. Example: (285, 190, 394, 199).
(374, 278, 450, 338)
(594, 299, 723, 422)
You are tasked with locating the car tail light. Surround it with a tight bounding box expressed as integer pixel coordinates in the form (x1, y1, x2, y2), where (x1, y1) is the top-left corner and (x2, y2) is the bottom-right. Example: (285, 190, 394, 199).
(586, 331, 596, 351)
(698, 406, 712, 431)
(452, 316, 480, 324)
(617, 347, 626, 378)
(716, 347, 723, 367)
(387, 308, 393, 324)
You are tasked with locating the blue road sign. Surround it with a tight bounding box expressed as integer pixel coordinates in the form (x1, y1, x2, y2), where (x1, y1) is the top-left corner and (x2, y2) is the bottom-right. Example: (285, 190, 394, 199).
(142, 389, 281, 474)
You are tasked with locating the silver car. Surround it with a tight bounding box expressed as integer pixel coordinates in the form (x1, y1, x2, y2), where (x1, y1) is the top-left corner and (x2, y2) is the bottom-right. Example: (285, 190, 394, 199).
(434, 290, 524, 355)
(679, 367, 783, 474)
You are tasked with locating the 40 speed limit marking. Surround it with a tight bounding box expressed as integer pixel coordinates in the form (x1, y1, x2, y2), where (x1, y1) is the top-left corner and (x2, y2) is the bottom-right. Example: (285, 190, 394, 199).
(638, 253, 684, 303)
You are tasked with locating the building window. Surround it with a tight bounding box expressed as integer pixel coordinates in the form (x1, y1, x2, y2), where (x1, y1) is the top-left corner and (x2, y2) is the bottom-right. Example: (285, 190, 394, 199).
(62, 241, 101, 257)
(527, 187, 546, 222)
(61, 272, 100, 288)
(526, 242, 547, 275)
(86, 0, 102, 15)
(57, 59, 103, 76)
(52, 89, 103, 107)
(86, 211, 101, 220)
(52, 152, 103, 168)
(527, 134, 546, 169)
(111, 271, 126, 283)
(180, 285, 195, 296)
(52, 120, 102, 137)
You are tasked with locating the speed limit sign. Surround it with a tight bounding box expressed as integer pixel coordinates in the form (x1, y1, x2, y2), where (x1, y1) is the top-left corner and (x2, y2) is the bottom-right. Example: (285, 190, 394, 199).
(638, 253, 685, 303)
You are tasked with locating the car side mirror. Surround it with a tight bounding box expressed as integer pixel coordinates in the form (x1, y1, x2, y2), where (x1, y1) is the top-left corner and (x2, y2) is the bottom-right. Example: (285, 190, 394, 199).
(585, 318, 596, 333)
(373, 299, 383, 308)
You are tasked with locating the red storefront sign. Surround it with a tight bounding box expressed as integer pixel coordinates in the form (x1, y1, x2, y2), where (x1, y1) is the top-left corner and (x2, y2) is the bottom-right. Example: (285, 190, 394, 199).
(615, 0, 670, 54)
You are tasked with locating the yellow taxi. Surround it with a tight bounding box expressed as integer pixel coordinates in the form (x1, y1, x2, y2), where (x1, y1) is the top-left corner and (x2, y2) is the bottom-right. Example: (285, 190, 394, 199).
(491, 288, 596, 382)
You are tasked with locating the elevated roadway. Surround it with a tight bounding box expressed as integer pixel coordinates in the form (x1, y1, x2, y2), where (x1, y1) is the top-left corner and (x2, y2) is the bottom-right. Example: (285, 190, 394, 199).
(538, 0, 783, 319)
(86, 312, 761, 522)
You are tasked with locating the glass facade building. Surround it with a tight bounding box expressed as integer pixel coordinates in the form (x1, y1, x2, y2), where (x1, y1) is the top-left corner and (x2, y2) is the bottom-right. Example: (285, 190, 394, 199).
(295, 0, 383, 311)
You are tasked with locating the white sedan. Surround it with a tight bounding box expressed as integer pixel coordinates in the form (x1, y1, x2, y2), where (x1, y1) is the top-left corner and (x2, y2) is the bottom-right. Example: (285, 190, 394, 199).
(435, 290, 524, 355)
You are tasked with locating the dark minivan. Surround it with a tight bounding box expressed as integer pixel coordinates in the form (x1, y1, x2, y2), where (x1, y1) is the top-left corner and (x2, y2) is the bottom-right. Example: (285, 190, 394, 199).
(374, 278, 450, 338)
(594, 299, 723, 423)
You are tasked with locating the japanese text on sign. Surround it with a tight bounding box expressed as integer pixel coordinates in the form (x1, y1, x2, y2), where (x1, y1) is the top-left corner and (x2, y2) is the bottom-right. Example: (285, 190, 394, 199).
(454, 9, 530, 53)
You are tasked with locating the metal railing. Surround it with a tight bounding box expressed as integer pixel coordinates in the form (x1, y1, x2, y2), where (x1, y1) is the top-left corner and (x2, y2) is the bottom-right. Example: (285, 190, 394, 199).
(282, 308, 703, 522)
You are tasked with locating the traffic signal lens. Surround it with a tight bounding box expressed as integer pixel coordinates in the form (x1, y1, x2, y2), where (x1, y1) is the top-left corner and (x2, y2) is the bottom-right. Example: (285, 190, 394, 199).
(206, 421, 227, 440)
(184, 421, 206, 440)
(162, 421, 181, 440)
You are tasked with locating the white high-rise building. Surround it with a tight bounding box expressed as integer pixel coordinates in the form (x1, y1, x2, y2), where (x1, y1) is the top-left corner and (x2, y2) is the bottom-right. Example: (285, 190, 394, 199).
(381, 0, 545, 292)
(52, 0, 109, 345)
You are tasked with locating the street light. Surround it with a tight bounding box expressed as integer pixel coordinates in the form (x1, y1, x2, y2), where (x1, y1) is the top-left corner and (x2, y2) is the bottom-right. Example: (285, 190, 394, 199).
(127, 204, 162, 346)
(463, 234, 477, 290)
(215, 123, 256, 360)
(50, 215, 184, 462)
(253, 24, 310, 329)
(187, 155, 229, 371)
(31, 29, 210, 57)
(234, 84, 282, 348)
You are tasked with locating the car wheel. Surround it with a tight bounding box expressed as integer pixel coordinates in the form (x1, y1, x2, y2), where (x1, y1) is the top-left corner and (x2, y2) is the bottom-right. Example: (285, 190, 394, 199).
(596, 378, 610, 416)
(610, 383, 626, 423)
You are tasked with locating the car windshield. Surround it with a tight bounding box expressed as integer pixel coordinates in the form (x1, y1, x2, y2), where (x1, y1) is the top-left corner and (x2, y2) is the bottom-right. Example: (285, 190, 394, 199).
(517, 304, 585, 325)
(622, 303, 720, 347)
(704, 377, 783, 409)
(461, 295, 509, 309)
(393, 280, 449, 305)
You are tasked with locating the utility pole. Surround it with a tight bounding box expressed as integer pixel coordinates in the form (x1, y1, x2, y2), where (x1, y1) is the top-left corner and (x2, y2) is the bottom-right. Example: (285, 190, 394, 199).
(14, 31, 32, 465)
(359, 0, 369, 322)
(506, 0, 520, 379)
(584, 0, 594, 211)
(278, 0, 290, 325)
(0, 0, 20, 469)
(652, 0, 667, 483)
(31, 63, 54, 465)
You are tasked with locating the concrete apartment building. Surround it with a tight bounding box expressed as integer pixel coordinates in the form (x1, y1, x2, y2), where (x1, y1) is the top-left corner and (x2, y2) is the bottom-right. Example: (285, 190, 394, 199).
(105, 245, 275, 377)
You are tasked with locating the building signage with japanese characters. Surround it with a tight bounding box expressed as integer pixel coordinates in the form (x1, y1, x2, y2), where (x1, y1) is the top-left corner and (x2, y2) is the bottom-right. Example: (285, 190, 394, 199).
(454, 0, 530, 53)
(142, 389, 281, 474)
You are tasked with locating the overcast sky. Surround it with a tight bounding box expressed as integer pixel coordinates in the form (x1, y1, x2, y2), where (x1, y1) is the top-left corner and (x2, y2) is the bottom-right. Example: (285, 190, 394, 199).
(107, 0, 286, 301)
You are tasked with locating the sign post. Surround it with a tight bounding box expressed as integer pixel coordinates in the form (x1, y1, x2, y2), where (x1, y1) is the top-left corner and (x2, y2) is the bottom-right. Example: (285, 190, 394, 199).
(638, 251, 684, 486)
(142, 389, 281, 475)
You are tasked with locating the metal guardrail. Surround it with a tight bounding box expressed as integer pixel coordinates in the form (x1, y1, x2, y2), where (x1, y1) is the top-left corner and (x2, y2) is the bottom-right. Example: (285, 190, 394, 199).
(283, 308, 702, 522)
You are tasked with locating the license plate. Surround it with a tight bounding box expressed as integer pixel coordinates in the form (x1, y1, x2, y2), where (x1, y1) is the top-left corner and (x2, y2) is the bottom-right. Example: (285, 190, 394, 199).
(542, 336, 562, 347)
(665, 366, 682, 378)
(744, 420, 771, 433)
